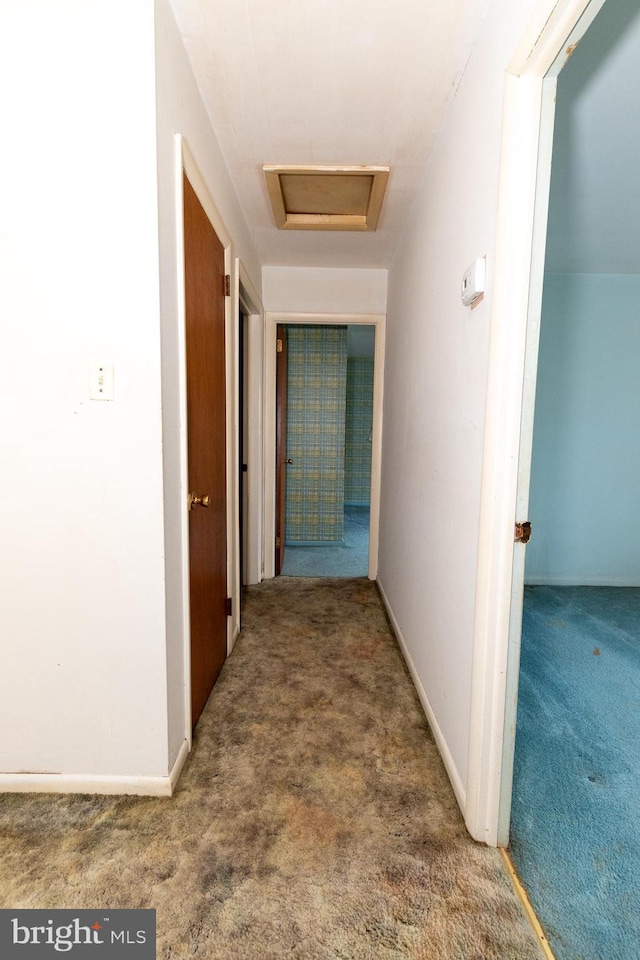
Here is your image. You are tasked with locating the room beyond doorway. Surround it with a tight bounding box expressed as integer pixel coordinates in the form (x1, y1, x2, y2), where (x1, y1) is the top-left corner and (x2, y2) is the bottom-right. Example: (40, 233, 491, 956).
(281, 504, 370, 576)
(264, 310, 385, 582)
(278, 324, 374, 578)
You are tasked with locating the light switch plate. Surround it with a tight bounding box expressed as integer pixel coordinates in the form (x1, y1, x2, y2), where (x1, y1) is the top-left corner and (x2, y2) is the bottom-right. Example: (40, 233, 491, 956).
(89, 359, 114, 400)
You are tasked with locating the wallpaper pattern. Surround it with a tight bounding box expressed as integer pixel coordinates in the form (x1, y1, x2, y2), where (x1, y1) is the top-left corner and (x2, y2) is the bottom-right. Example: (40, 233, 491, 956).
(345, 357, 374, 504)
(285, 326, 347, 542)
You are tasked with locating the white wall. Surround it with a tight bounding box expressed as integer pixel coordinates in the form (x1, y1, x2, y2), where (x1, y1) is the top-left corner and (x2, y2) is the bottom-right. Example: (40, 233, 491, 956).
(378, 0, 542, 809)
(154, 0, 263, 767)
(526, 273, 640, 585)
(544, 0, 640, 274)
(0, 1, 169, 781)
(262, 267, 387, 315)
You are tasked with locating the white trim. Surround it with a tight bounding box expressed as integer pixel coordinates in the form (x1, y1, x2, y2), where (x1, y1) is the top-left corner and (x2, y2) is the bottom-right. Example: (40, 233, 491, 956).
(267, 312, 386, 326)
(0, 773, 175, 798)
(174, 135, 192, 751)
(263, 317, 277, 580)
(180, 139, 232, 247)
(238, 261, 265, 586)
(378, 579, 466, 811)
(369, 319, 386, 581)
(238, 262, 262, 316)
(510, 0, 607, 78)
(263, 311, 386, 581)
(468, 0, 614, 847)
(227, 254, 240, 653)
(466, 73, 543, 846)
(496, 74, 558, 847)
(0, 739, 190, 796)
(169, 738, 190, 791)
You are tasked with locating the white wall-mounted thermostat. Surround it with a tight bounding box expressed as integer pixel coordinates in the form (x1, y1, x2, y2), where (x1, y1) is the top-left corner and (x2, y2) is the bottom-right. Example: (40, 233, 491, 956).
(461, 257, 486, 307)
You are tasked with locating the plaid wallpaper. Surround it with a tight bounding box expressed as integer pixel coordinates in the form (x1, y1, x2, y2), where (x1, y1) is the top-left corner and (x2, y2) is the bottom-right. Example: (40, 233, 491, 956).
(345, 357, 374, 504)
(285, 326, 347, 542)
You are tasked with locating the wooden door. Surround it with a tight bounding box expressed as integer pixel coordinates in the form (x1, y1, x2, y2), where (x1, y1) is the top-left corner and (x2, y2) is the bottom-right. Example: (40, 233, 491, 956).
(183, 173, 227, 728)
(275, 325, 288, 574)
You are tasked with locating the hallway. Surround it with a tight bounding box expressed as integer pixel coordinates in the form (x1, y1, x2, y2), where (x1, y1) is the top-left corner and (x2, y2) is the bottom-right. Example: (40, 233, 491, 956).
(0, 579, 540, 959)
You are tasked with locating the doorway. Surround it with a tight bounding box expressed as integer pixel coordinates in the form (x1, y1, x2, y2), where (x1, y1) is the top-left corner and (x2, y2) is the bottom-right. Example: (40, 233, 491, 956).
(276, 324, 375, 578)
(264, 311, 386, 582)
(505, 1, 640, 954)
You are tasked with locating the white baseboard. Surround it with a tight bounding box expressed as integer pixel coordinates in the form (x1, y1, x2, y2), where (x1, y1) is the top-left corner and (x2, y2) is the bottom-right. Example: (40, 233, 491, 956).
(0, 740, 192, 798)
(525, 577, 640, 587)
(377, 579, 467, 814)
(229, 619, 241, 654)
(169, 738, 190, 792)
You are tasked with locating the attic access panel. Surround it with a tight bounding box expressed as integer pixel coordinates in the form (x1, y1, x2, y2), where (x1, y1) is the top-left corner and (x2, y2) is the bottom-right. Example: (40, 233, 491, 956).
(264, 165, 389, 231)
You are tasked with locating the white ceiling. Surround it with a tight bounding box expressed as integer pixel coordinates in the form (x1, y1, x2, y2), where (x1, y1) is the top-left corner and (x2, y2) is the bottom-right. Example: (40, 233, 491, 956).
(167, 0, 492, 268)
(545, 0, 640, 274)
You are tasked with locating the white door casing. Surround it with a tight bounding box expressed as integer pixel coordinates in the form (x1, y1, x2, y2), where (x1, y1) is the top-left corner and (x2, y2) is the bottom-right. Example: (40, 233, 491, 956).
(466, 0, 609, 847)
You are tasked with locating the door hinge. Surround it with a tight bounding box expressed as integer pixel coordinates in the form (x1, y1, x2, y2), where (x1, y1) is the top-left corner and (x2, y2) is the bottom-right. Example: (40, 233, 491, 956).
(224, 274, 231, 297)
(515, 521, 532, 544)
(275, 536, 282, 548)
(225, 597, 232, 617)
(276, 338, 283, 353)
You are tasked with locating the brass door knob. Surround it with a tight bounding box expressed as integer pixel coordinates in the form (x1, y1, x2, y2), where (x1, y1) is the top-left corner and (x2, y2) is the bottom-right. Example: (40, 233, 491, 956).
(188, 492, 211, 511)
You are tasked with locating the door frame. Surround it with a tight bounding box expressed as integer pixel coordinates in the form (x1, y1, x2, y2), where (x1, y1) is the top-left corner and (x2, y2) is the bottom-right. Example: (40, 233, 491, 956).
(465, 0, 609, 846)
(263, 312, 386, 581)
(237, 259, 265, 588)
(274, 324, 289, 576)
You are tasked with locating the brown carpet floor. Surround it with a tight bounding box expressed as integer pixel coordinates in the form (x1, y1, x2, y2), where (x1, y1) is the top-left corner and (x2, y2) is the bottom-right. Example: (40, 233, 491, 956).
(0, 577, 542, 959)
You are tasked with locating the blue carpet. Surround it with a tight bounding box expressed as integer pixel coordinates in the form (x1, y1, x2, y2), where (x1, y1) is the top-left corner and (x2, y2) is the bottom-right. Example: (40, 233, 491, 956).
(280, 505, 369, 577)
(511, 586, 640, 960)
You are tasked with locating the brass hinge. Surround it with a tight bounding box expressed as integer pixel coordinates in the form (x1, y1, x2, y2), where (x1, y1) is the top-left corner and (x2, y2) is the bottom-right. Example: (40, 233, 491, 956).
(275, 536, 282, 548)
(515, 521, 532, 544)
(225, 597, 232, 617)
(224, 274, 231, 297)
(276, 338, 283, 353)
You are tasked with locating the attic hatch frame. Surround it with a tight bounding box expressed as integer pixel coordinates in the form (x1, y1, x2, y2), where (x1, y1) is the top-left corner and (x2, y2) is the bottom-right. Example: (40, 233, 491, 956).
(263, 165, 390, 231)
(467, 0, 609, 848)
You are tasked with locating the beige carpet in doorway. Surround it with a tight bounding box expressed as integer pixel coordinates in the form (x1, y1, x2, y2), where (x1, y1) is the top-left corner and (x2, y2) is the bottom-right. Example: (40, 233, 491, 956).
(0, 578, 542, 959)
